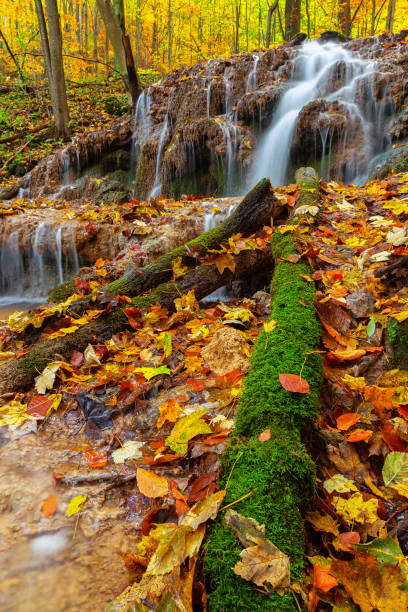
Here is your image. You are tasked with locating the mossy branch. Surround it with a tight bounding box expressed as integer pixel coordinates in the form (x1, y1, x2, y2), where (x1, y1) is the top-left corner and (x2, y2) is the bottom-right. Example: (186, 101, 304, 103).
(204, 167, 323, 611)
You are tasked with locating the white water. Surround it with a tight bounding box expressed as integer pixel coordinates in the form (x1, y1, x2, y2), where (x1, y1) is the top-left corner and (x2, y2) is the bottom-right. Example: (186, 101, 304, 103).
(250, 40, 382, 188)
(246, 55, 260, 93)
(202, 204, 235, 302)
(150, 115, 169, 198)
(0, 222, 80, 306)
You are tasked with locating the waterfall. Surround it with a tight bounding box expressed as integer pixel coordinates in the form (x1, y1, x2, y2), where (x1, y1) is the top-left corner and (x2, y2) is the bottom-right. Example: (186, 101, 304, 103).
(246, 55, 260, 93)
(150, 115, 169, 199)
(250, 40, 382, 188)
(0, 222, 80, 308)
(55, 228, 64, 284)
(202, 204, 236, 302)
(219, 119, 239, 195)
(59, 148, 72, 185)
(130, 88, 152, 175)
(17, 173, 31, 200)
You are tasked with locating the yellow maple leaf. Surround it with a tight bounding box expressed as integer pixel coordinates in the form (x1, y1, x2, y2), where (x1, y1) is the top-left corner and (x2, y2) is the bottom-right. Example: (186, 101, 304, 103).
(166, 409, 211, 455)
(0, 400, 29, 428)
(67, 494, 87, 517)
(157, 399, 183, 429)
(333, 492, 378, 526)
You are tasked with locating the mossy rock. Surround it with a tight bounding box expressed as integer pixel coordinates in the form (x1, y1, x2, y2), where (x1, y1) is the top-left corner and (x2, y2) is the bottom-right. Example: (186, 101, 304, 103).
(388, 318, 408, 369)
(48, 279, 76, 303)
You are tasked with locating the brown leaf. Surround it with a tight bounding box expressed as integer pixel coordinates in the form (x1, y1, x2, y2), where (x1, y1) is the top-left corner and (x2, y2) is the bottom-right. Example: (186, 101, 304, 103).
(233, 536, 290, 594)
(306, 511, 339, 536)
(332, 552, 408, 612)
(259, 428, 271, 442)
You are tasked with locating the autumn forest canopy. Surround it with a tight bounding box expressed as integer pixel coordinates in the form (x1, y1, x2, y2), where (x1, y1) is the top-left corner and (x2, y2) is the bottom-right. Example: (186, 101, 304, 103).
(2, 1, 408, 612)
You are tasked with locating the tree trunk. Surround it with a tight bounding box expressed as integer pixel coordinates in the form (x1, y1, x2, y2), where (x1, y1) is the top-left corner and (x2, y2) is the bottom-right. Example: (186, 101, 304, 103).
(285, 0, 301, 40)
(386, 0, 396, 32)
(265, 0, 279, 47)
(0, 26, 29, 89)
(44, 0, 70, 137)
(0, 180, 285, 395)
(338, 0, 351, 36)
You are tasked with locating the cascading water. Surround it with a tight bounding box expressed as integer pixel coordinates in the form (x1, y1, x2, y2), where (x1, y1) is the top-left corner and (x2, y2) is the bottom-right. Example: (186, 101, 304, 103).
(246, 55, 260, 93)
(130, 88, 152, 172)
(150, 115, 169, 198)
(250, 40, 387, 188)
(202, 203, 235, 302)
(0, 221, 80, 314)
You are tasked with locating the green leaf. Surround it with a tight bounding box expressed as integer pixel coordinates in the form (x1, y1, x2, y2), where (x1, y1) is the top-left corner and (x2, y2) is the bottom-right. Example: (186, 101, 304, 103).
(353, 537, 408, 589)
(382, 451, 408, 487)
(367, 317, 376, 338)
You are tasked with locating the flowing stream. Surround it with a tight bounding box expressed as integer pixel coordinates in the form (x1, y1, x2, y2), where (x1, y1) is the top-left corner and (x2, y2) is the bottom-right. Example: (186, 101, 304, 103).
(250, 40, 387, 188)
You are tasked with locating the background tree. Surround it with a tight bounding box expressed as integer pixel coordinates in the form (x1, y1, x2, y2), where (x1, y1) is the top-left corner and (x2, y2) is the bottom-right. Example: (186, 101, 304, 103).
(34, 0, 70, 137)
(285, 0, 301, 39)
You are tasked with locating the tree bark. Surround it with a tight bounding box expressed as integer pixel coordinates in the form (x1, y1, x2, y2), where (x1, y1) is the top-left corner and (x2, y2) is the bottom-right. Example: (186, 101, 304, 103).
(0, 180, 285, 394)
(285, 0, 301, 40)
(265, 0, 279, 47)
(44, 0, 70, 137)
(386, 0, 396, 33)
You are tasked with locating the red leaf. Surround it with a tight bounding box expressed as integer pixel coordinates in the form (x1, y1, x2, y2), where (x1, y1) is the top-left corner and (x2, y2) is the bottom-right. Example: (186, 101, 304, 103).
(42, 493, 58, 517)
(70, 350, 84, 367)
(398, 406, 408, 421)
(336, 413, 361, 431)
(338, 531, 360, 547)
(74, 278, 90, 294)
(259, 428, 271, 442)
(85, 451, 108, 468)
(123, 307, 143, 329)
(287, 195, 296, 207)
(381, 423, 406, 451)
(186, 379, 205, 391)
(188, 471, 217, 503)
(313, 566, 338, 593)
(279, 373, 310, 394)
(27, 395, 54, 418)
(203, 431, 230, 445)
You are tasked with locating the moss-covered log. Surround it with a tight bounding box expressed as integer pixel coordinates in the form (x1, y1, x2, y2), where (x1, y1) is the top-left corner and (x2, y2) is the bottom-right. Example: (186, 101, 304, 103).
(0, 245, 273, 395)
(204, 168, 323, 611)
(48, 178, 283, 315)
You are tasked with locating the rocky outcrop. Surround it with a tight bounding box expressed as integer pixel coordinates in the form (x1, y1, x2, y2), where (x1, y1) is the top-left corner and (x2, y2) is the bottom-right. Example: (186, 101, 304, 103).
(8, 31, 408, 200)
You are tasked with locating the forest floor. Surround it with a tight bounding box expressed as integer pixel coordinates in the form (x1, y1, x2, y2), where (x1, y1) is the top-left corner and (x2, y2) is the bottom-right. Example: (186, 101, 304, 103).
(1, 167, 408, 610)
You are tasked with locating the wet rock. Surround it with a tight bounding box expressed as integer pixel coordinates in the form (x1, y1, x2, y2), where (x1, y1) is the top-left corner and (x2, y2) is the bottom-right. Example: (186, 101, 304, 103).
(201, 327, 250, 376)
(368, 142, 408, 180)
(319, 31, 348, 43)
(345, 289, 375, 318)
(252, 290, 272, 308)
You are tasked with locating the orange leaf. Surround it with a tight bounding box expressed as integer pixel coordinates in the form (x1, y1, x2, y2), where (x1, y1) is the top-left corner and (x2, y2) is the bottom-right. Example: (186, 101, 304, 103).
(259, 429, 271, 442)
(347, 429, 373, 443)
(287, 195, 296, 207)
(314, 566, 338, 593)
(336, 413, 361, 431)
(279, 373, 310, 394)
(137, 467, 169, 498)
(95, 258, 104, 268)
(27, 395, 54, 418)
(42, 493, 58, 517)
(338, 531, 360, 547)
(327, 348, 366, 362)
(364, 386, 395, 415)
(123, 307, 143, 329)
(85, 450, 108, 468)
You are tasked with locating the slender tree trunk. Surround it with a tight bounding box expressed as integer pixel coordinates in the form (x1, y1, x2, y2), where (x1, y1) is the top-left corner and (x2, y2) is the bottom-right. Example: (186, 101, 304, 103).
(35, 0, 70, 137)
(168, 0, 173, 69)
(285, 0, 301, 40)
(0, 25, 29, 88)
(305, 0, 311, 37)
(386, 0, 396, 32)
(265, 0, 279, 47)
(135, 0, 141, 67)
(338, 0, 351, 36)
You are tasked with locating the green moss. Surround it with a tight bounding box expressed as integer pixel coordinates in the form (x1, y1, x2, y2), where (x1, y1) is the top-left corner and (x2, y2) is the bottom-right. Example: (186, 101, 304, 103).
(388, 318, 408, 369)
(204, 180, 322, 611)
(48, 279, 76, 303)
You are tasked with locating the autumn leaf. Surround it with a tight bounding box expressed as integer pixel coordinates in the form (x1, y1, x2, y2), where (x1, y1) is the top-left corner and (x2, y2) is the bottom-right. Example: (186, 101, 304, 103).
(0, 400, 29, 428)
(134, 366, 171, 381)
(212, 252, 235, 275)
(180, 490, 226, 530)
(347, 429, 373, 442)
(157, 398, 183, 429)
(332, 553, 408, 612)
(84, 344, 101, 365)
(258, 428, 271, 442)
(263, 319, 277, 333)
(306, 511, 340, 536)
(27, 393, 62, 418)
(354, 537, 408, 579)
(278, 373, 310, 394)
(382, 451, 408, 497)
(333, 492, 379, 526)
(137, 467, 169, 498)
(67, 494, 87, 517)
(233, 536, 290, 594)
(85, 450, 108, 468)
(323, 474, 358, 494)
(165, 408, 212, 455)
(123, 307, 143, 329)
(42, 493, 58, 517)
(313, 565, 338, 593)
(112, 440, 144, 464)
(172, 256, 188, 278)
(34, 362, 62, 394)
(336, 412, 361, 431)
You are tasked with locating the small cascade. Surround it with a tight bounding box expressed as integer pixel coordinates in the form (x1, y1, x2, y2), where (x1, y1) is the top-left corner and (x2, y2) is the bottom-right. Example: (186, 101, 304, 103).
(219, 119, 239, 195)
(246, 55, 260, 93)
(17, 173, 31, 199)
(250, 40, 386, 187)
(0, 222, 81, 306)
(150, 115, 169, 199)
(206, 80, 212, 118)
(59, 148, 72, 185)
(130, 88, 152, 175)
(202, 203, 235, 302)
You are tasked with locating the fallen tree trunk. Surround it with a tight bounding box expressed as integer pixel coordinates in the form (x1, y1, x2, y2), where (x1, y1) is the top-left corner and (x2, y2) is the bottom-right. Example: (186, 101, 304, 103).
(0, 181, 278, 395)
(49, 177, 282, 309)
(204, 168, 323, 611)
